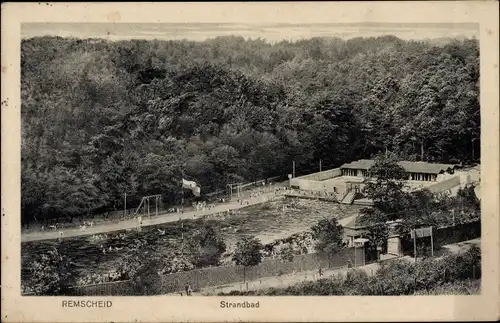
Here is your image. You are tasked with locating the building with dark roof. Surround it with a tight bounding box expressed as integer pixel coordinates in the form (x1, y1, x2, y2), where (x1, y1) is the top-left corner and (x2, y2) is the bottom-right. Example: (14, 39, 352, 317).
(288, 159, 468, 206)
(340, 159, 458, 182)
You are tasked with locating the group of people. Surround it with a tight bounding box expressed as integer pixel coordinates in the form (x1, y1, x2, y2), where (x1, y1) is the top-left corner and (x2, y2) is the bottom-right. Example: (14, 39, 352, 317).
(79, 220, 95, 230)
(39, 223, 63, 232)
(90, 233, 111, 242)
(99, 244, 124, 254)
(236, 198, 251, 206)
(38, 183, 288, 237)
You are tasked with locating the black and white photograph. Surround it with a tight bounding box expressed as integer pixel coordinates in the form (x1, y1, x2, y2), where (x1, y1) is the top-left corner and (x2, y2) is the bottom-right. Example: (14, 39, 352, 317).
(2, 2, 499, 322)
(18, 20, 484, 297)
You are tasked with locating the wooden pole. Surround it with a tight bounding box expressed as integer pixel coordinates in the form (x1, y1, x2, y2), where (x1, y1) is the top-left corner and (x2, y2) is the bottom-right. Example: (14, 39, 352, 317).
(363, 244, 366, 265)
(430, 227, 434, 257)
(181, 189, 184, 216)
(354, 244, 357, 267)
(147, 198, 150, 217)
(413, 229, 417, 262)
(124, 193, 127, 217)
(471, 138, 475, 161)
(293, 161, 296, 178)
(319, 159, 322, 172)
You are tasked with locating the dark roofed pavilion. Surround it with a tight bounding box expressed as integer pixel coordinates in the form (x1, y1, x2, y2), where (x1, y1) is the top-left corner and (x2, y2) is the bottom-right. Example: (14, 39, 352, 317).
(339, 159, 458, 181)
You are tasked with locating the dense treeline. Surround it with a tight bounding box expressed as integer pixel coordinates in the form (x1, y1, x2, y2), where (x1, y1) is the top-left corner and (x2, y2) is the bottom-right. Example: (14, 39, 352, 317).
(21, 35, 480, 224)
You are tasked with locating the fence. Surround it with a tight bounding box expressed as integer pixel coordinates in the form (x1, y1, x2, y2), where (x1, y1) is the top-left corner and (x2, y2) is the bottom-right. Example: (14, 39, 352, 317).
(401, 220, 481, 257)
(67, 280, 135, 296)
(65, 247, 367, 296)
(22, 175, 292, 234)
(230, 175, 289, 195)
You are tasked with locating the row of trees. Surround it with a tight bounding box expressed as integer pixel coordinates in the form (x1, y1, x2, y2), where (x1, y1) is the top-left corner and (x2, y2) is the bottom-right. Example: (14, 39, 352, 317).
(21, 35, 480, 224)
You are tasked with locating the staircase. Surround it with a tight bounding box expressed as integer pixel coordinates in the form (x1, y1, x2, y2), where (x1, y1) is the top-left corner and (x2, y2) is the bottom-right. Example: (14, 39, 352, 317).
(341, 190, 356, 205)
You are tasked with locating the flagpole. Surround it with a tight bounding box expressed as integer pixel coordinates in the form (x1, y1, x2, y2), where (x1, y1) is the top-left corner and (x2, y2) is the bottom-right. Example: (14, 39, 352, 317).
(180, 171, 184, 258)
(181, 171, 185, 218)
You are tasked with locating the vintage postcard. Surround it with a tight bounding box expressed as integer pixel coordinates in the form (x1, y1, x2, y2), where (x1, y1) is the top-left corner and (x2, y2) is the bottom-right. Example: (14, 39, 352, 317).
(1, 1, 499, 322)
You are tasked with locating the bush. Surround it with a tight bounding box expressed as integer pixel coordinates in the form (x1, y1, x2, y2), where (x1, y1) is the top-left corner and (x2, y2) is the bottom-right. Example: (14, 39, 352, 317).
(366, 260, 416, 295)
(23, 248, 74, 295)
(342, 270, 370, 295)
(310, 217, 345, 255)
(414, 279, 480, 295)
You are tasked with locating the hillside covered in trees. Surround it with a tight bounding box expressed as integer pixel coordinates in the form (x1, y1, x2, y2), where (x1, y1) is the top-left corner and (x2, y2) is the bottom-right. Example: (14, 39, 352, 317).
(21, 35, 480, 224)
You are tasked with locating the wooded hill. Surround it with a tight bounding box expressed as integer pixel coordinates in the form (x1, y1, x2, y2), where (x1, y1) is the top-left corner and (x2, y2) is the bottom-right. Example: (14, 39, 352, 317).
(21, 35, 480, 224)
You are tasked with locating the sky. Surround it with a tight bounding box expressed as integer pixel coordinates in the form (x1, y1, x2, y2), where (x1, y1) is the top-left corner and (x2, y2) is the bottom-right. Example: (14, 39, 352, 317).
(21, 22, 479, 43)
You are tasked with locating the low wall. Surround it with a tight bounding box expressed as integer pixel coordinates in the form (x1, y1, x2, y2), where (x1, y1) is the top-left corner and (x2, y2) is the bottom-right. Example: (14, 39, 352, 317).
(289, 178, 347, 198)
(296, 168, 341, 181)
(66, 247, 365, 296)
(284, 193, 339, 203)
(428, 176, 461, 194)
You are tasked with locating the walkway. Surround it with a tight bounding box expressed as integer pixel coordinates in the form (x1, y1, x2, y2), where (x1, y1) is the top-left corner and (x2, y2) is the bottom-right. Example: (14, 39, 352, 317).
(172, 260, 389, 296)
(173, 238, 481, 296)
(21, 188, 287, 243)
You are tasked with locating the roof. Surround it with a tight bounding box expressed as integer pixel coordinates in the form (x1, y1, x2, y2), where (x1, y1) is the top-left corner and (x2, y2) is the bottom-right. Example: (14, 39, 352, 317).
(340, 159, 457, 174)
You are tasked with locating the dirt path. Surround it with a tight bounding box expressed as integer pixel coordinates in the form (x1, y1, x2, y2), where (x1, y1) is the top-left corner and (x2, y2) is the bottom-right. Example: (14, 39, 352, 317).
(170, 260, 386, 296)
(171, 238, 480, 296)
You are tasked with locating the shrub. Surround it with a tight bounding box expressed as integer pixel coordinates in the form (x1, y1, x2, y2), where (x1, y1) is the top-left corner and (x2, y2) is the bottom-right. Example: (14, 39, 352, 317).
(310, 217, 344, 255)
(232, 236, 263, 267)
(23, 248, 74, 295)
(217, 248, 482, 296)
(414, 279, 480, 295)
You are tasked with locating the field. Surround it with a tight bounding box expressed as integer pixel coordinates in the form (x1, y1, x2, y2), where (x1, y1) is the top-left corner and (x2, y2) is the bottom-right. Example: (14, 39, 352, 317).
(21, 198, 362, 288)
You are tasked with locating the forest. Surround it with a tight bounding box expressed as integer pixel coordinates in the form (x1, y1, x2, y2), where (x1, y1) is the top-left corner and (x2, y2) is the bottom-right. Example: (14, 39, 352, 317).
(21, 35, 480, 224)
